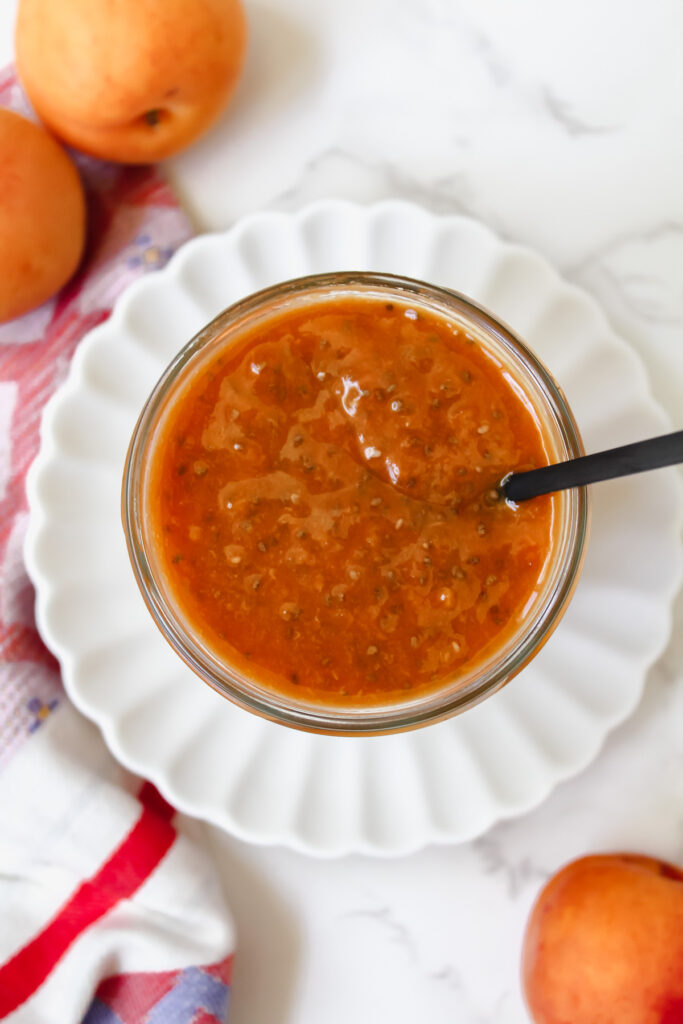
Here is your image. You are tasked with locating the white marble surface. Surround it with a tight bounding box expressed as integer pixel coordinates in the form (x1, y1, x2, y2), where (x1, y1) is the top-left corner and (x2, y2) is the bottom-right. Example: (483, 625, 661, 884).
(2, 1, 683, 1021)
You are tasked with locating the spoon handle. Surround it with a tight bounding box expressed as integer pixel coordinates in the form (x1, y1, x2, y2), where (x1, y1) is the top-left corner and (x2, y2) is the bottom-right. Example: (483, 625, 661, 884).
(504, 428, 683, 503)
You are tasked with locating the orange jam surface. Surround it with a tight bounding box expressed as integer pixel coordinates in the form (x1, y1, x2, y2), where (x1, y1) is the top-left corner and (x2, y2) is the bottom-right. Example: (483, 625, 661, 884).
(150, 298, 554, 704)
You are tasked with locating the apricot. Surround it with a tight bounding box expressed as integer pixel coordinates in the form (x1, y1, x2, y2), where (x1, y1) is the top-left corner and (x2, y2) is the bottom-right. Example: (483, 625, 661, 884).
(15, 0, 247, 164)
(522, 854, 683, 1024)
(0, 109, 86, 324)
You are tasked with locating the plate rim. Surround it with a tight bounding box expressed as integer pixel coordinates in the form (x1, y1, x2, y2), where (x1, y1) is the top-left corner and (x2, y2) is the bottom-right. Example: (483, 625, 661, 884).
(24, 198, 683, 857)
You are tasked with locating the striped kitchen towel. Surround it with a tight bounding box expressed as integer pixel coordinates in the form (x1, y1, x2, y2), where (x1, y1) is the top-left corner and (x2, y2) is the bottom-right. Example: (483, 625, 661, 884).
(0, 67, 235, 1023)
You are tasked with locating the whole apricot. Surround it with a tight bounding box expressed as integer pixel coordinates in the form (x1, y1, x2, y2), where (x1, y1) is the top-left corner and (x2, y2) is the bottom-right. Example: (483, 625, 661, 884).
(15, 0, 247, 164)
(522, 854, 683, 1024)
(0, 109, 86, 324)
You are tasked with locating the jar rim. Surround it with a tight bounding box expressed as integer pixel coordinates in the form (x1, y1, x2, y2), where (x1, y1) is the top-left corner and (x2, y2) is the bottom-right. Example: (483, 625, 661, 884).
(122, 271, 589, 735)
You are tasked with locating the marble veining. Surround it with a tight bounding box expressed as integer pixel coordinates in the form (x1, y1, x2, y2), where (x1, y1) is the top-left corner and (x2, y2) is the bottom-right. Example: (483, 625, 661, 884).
(539, 89, 619, 138)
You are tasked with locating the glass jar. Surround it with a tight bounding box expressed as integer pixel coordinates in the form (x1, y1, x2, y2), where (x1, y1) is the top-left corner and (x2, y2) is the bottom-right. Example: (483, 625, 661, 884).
(122, 272, 588, 735)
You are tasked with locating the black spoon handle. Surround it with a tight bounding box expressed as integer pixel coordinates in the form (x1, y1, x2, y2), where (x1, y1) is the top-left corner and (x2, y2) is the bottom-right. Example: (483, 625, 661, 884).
(504, 429, 683, 503)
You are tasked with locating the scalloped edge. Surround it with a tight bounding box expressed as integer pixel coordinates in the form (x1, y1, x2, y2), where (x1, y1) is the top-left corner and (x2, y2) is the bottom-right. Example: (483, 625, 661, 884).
(24, 200, 683, 857)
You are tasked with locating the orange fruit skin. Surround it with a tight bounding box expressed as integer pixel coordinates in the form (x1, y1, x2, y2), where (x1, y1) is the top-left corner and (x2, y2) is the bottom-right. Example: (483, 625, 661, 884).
(15, 0, 247, 164)
(0, 109, 86, 324)
(522, 854, 683, 1024)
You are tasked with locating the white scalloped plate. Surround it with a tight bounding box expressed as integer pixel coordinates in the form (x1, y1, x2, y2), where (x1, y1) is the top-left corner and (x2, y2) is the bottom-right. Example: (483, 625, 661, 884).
(25, 201, 683, 856)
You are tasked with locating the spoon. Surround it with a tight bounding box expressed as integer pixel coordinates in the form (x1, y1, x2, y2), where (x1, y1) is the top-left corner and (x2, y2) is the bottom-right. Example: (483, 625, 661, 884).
(503, 428, 683, 503)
